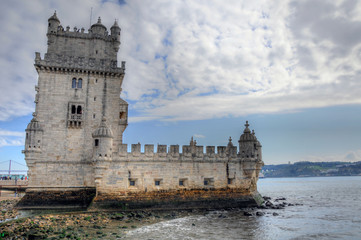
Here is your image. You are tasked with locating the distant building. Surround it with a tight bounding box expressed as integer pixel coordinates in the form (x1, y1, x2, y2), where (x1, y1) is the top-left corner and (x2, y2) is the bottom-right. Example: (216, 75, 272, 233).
(20, 12, 264, 209)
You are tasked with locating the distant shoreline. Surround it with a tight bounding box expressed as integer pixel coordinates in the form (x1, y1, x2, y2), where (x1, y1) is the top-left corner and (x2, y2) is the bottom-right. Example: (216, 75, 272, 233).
(262, 161, 361, 178)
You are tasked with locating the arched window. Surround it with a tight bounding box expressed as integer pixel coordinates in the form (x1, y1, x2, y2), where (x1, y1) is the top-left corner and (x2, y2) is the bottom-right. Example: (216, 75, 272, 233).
(72, 78, 77, 88)
(77, 78, 82, 88)
(77, 106, 82, 114)
(71, 105, 76, 114)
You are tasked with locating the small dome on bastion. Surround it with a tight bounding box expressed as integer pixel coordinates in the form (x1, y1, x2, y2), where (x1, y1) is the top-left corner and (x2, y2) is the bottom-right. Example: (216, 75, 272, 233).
(48, 11, 60, 23)
(92, 117, 113, 138)
(239, 121, 258, 142)
(26, 114, 42, 131)
(91, 17, 107, 35)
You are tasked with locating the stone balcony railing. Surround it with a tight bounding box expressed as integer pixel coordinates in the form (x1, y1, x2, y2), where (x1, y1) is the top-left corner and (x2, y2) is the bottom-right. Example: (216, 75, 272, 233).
(0, 180, 28, 186)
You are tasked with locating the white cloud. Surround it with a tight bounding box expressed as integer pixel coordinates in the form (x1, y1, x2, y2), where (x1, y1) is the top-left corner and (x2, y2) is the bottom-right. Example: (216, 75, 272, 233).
(193, 134, 205, 139)
(0, 129, 25, 147)
(0, 130, 25, 137)
(1, 0, 361, 123)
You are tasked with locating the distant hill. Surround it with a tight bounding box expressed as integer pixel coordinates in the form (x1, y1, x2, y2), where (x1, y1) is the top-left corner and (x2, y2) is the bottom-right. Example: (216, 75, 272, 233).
(262, 161, 361, 178)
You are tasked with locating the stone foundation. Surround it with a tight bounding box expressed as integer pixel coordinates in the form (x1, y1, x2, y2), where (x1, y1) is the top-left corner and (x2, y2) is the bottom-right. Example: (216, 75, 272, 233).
(16, 188, 96, 210)
(91, 188, 264, 210)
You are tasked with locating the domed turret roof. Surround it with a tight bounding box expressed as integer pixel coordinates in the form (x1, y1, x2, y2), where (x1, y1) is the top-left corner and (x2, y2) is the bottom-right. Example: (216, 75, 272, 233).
(48, 11, 60, 23)
(92, 117, 113, 138)
(91, 17, 107, 30)
(26, 115, 42, 131)
(111, 20, 120, 30)
(239, 121, 258, 142)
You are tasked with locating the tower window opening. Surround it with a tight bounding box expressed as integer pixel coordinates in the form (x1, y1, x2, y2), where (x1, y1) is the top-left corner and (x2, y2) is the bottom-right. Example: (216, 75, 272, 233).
(95, 139, 99, 146)
(71, 78, 83, 89)
(77, 78, 82, 88)
(179, 178, 188, 187)
(77, 105, 82, 114)
(119, 112, 126, 119)
(68, 102, 84, 128)
(26, 133, 28, 139)
(72, 78, 77, 88)
(129, 179, 136, 186)
(204, 178, 214, 187)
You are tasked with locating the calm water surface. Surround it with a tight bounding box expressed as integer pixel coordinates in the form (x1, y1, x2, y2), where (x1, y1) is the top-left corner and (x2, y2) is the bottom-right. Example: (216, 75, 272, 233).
(124, 176, 361, 240)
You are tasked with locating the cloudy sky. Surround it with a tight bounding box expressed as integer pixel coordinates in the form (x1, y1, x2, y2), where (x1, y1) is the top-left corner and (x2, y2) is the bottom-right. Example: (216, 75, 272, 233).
(1, 0, 361, 171)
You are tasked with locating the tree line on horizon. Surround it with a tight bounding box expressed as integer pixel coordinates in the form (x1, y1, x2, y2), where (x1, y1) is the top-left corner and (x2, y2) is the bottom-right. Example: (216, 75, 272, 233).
(262, 161, 361, 178)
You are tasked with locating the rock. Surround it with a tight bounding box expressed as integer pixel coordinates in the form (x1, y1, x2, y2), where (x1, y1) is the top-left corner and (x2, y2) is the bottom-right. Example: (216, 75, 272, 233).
(272, 212, 279, 216)
(243, 211, 252, 216)
(275, 197, 286, 201)
(256, 212, 264, 216)
(263, 196, 272, 201)
(265, 201, 273, 207)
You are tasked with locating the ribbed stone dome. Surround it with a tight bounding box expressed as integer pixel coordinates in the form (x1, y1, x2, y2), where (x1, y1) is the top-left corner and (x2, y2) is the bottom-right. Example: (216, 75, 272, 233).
(26, 117, 42, 131)
(110, 20, 120, 30)
(48, 11, 60, 23)
(91, 17, 107, 34)
(239, 121, 258, 142)
(92, 117, 113, 138)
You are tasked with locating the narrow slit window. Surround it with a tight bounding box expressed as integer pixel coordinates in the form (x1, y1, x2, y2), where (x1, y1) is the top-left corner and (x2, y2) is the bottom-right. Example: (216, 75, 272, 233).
(77, 78, 82, 88)
(95, 139, 99, 146)
(72, 78, 77, 88)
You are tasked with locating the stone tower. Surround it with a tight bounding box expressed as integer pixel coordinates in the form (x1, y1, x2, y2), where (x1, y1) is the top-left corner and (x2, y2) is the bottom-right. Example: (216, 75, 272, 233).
(23, 12, 127, 192)
(20, 12, 264, 210)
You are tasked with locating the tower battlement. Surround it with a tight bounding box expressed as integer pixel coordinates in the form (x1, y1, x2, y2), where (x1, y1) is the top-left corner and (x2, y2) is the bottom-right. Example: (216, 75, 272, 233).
(42, 12, 123, 74)
(117, 143, 252, 161)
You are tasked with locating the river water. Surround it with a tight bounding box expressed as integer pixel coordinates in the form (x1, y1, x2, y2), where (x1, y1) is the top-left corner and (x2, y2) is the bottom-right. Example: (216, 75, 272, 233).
(124, 176, 361, 240)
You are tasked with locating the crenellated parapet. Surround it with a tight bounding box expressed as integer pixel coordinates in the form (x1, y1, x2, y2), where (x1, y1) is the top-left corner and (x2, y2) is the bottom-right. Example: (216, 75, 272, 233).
(114, 141, 260, 163)
(34, 53, 125, 75)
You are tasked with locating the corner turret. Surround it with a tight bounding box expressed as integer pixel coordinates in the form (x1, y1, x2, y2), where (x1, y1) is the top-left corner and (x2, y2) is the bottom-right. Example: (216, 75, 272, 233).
(92, 117, 113, 159)
(24, 113, 43, 153)
(92, 117, 113, 195)
(47, 11, 60, 34)
(238, 121, 260, 159)
(111, 20, 121, 40)
(91, 17, 107, 36)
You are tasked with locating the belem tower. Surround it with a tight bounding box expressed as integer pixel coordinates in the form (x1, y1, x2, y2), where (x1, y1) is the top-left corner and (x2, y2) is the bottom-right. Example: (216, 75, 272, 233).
(19, 12, 264, 209)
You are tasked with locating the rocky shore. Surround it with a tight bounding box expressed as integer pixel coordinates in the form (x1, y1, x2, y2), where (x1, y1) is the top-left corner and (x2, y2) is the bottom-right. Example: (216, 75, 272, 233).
(0, 199, 191, 239)
(0, 199, 19, 222)
(0, 196, 300, 239)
